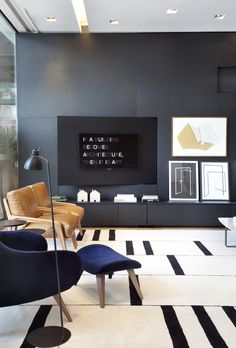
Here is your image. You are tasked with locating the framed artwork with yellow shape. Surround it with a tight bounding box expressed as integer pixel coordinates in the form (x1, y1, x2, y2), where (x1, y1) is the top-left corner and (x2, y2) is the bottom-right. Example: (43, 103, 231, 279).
(172, 117, 227, 157)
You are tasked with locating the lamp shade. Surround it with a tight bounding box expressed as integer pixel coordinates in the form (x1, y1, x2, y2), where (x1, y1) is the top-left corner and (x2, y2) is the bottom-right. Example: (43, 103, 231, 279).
(24, 147, 43, 170)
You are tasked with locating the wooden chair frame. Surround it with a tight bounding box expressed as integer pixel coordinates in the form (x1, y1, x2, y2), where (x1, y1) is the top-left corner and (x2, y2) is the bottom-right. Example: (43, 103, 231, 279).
(3, 197, 77, 250)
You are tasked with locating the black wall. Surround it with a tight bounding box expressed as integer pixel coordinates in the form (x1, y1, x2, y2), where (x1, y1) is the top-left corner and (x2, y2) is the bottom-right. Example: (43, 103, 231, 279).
(16, 33, 236, 201)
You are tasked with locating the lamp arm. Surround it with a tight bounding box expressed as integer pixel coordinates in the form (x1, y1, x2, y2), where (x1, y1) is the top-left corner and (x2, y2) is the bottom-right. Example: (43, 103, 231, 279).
(43, 157, 64, 329)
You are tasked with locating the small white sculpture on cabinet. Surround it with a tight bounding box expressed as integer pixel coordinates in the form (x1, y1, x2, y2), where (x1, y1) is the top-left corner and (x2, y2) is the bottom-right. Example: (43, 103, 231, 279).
(77, 189, 88, 202)
(90, 189, 101, 202)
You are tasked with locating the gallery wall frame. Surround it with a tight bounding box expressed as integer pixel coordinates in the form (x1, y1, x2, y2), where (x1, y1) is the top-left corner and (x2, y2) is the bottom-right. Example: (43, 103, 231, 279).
(201, 162, 229, 200)
(169, 161, 199, 201)
(172, 117, 227, 157)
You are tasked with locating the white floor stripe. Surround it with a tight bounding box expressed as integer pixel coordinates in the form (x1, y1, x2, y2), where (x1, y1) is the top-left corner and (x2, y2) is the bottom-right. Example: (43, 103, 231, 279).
(75, 240, 236, 257)
(201, 241, 236, 256)
(46, 306, 174, 348)
(150, 240, 203, 255)
(0, 305, 39, 348)
(178, 255, 236, 276)
(80, 228, 227, 242)
(140, 275, 236, 306)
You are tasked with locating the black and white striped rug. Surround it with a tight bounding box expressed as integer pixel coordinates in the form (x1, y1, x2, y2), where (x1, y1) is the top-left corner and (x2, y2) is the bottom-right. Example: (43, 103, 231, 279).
(1, 228, 236, 347)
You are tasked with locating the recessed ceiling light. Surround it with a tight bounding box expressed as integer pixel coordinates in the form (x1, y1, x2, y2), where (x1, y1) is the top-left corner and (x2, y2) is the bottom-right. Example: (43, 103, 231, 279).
(46, 16, 56, 22)
(166, 8, 178, 15)
(214, 14, 225, 20)
(109, 19, 119, 25)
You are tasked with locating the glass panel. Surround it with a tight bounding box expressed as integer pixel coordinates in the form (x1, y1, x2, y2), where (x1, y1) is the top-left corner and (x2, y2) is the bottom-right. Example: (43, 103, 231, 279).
(0, 15, 17, 219)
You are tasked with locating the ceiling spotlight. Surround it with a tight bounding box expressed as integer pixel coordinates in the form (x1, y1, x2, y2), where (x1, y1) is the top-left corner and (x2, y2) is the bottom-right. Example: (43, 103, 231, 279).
(109, 19, 119, 25)
(214, 14, 225, 20)
(46, 16, 56, 22)
(166, 8, 178, 15)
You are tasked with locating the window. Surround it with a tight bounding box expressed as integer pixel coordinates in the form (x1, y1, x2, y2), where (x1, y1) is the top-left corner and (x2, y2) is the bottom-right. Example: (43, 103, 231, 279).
(0, 14, 17, 218)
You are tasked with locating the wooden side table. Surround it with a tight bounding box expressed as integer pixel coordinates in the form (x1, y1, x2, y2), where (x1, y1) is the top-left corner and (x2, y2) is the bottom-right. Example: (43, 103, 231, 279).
(0, 219, 27, 231)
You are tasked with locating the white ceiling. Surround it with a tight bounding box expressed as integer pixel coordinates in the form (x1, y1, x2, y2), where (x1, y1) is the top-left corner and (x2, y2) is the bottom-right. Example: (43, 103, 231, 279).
(1, 0, 236, 33)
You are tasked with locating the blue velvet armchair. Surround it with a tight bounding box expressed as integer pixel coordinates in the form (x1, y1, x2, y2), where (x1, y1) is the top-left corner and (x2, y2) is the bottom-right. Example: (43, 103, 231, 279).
(0, 230, 82, 321)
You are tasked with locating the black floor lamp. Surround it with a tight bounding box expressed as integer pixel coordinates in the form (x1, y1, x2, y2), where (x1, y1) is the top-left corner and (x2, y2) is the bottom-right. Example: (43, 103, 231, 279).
(24, 147, 71, 347)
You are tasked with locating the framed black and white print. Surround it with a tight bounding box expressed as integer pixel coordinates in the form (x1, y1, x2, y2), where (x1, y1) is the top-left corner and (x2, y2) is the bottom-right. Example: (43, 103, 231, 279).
(169, 161, 199, 201)
(201, 162, 229, 200)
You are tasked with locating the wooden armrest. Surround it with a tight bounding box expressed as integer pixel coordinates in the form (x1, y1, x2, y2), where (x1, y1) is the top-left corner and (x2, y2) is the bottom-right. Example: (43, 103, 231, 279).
(38, 207, 54, 214)
(53, 202, 76, 207)
(7, 214, 62, 228)
(38, 207, 71, 214)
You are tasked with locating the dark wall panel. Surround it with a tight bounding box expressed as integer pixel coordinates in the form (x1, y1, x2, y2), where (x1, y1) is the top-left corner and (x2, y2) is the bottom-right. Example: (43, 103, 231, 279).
(16, 33, 236, 201)
(18, 117, 57, 185)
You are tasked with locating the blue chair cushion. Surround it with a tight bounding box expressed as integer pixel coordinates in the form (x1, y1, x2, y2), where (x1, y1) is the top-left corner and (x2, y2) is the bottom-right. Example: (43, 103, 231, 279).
(77, 244, 141, 274)
(0, 230, 47, 251)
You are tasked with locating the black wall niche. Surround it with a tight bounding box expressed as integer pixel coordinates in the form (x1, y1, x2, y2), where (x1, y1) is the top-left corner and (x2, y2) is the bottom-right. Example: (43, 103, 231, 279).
(58, 116, 157, 186)
(16, 32, 236, 203)
(217, 66, 236, 93)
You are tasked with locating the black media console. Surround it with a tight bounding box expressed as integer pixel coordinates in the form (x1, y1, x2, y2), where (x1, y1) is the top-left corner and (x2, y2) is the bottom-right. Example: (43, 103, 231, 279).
(76, 201, 236, 228)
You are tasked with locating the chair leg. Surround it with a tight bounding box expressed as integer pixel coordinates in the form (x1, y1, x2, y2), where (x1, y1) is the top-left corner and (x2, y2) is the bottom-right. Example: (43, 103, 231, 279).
(127, 269, 143, 300)
(55, 228, 67, 250)
(71, 231, 78, 249)
(59, 234, 67, 250)
(78, 222, 84, 236)
(96, 274, 105, 308)
(53, 294, 72, 322)
(108, 272, 114, 279)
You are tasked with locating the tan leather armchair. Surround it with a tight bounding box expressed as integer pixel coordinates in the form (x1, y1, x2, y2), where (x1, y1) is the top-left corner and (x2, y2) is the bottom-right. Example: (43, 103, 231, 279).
(3, 186, 78, 250)
(30, 182, 84, 235)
